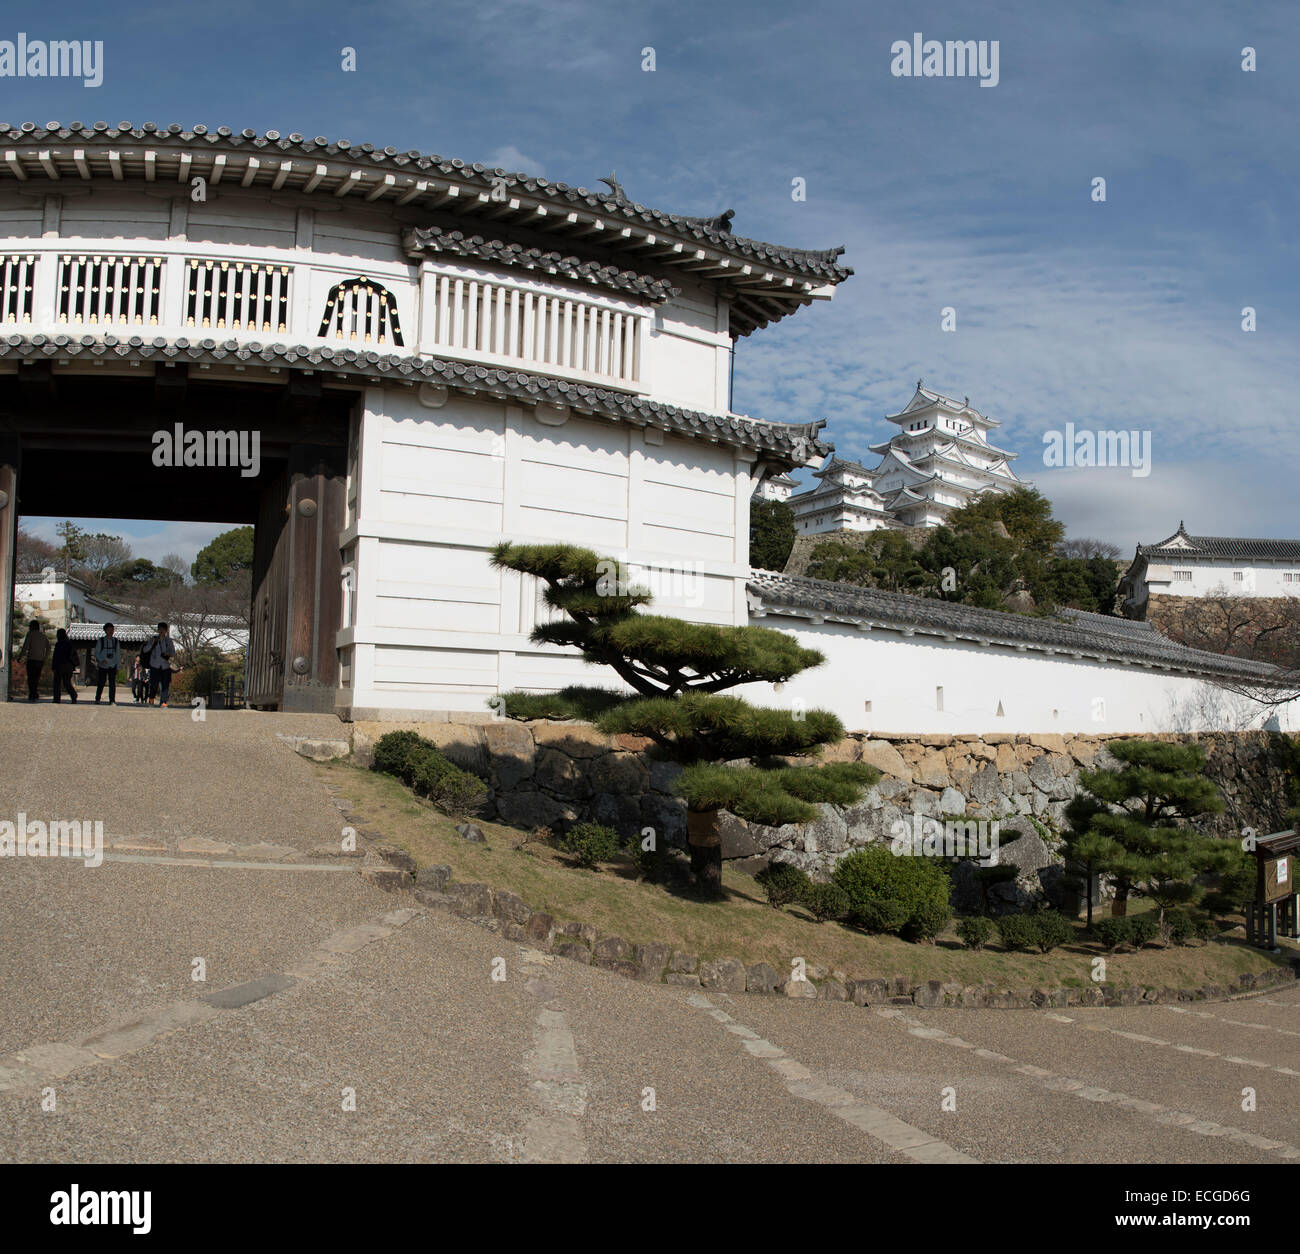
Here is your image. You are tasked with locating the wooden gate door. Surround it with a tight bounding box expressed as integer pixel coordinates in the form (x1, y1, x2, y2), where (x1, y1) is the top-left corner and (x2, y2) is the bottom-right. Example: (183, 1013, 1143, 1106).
(247, 446, 345, 711)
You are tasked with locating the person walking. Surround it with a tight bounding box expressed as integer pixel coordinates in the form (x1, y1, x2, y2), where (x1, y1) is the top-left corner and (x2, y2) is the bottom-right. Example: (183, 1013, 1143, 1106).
(142, 621, 180, 708)
(93, 623, 121, 705)
(51, 627, 79, 703)
(131, 654, 146, 703)
(18, 620, 50, 702)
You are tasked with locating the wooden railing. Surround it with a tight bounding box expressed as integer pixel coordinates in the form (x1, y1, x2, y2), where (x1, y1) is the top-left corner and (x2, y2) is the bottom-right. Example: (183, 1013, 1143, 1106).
(423, 270, 640, 385)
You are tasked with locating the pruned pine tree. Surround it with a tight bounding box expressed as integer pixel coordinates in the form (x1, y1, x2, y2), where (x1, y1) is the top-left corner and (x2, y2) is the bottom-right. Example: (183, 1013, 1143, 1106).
(489, 543, 876, 895)
(1064, 740, 1229, 926)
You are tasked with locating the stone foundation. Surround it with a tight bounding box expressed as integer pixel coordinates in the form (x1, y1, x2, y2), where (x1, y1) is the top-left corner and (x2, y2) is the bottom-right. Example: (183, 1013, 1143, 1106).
(349, 720, 1298, 906)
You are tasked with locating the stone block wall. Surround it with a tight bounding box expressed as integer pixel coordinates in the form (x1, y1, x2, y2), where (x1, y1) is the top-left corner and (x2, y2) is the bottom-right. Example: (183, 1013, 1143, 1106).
(350, 719, 1298, 897)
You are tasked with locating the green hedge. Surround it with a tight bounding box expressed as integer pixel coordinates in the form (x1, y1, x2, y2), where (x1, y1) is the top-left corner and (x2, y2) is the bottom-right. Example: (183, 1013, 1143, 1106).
(956, 916, 994, 950)
(997, 911, 1074, 954)
(372, 730, 487, 818)
(755, 862, 812, 909)
(803, 882, 851, 923)
(832, 846, 951, 942)
(558, 821, 621, 870)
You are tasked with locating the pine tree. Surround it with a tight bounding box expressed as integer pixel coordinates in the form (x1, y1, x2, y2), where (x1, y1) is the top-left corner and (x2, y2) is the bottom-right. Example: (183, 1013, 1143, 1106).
(489, 543, 876, 895)
(1064, 740, 1229, 927)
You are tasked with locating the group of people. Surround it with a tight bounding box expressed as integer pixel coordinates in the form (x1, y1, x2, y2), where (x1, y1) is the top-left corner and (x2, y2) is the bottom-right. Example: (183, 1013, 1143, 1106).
(16, 620, 180, 706)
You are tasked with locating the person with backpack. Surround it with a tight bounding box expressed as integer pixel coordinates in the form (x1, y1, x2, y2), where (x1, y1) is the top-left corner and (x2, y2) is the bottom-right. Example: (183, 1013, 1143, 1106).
(51, 627, 79, 703)
(93, 623, 121, 704)
(18, 620, 50, 702)
(141, 621, 180, 707)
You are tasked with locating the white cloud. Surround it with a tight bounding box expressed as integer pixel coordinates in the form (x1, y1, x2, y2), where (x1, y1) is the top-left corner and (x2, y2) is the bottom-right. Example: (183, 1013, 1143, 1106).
(485, 145, 545, 176)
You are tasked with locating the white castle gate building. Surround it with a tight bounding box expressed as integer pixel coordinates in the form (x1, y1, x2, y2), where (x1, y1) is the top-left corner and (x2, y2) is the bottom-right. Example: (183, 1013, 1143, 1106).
(0, 123, 1292, 732)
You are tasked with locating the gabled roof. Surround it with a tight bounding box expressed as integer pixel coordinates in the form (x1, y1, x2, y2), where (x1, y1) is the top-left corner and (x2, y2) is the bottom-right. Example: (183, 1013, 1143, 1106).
(746, 571, 1292, 682)
(813, 455, 873, 479)
(1136, 522, 1300, 562)
(0, 121, 852, 337)
(885, 382, 1001, 428)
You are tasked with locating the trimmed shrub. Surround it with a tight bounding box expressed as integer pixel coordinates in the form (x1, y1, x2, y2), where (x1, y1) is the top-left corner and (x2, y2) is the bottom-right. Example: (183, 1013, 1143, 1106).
(905, 896, 951, 943)
(1092, 917, 1131, 952)
(1033, 911, 1073, 953)
(409, 752, 487, 818)
(1193, 916, 1218, 943)
(1128, 914, 1159, 947)
(1199, 892, 1237, 918)
(957, 916, 994, 950)
(802, 882, 851, 923)
(372, 730, 427, 780)
(373, 730, 487, 817)
(832, 846, 951, 940)
(995, 914, 1040, 953)
(1163, 908, 1193, 946)
(558, 822, 621, 870)
(756, 862, 812, 909)
(630, 840, 669, 881)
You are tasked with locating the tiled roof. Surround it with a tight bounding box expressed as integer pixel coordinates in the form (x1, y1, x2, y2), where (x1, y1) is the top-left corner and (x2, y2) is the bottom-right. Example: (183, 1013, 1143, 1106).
(401, 227, 679, 302)
(0, 333, 830, 464)
(746, 570, 1290, 682)
(1138, 534, 1300, 561)
(0, 123, 851, 335)
(66, 622, 150, 643)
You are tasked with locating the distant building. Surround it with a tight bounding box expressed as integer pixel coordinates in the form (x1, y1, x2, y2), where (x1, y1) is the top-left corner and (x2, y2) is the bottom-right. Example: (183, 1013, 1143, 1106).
(13, 573, 123, 630)
(752, 471, 798, 503)
(790, 383, 1026, 535)
(1119, 523, 1300, 619)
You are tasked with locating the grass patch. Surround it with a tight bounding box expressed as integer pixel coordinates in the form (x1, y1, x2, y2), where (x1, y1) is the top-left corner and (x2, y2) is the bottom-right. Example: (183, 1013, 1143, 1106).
(322, 760, 1298, 987)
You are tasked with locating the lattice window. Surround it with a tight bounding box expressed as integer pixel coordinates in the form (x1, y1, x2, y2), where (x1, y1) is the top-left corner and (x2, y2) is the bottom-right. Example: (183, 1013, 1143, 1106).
(186, 259, 290, 333)
(57, 254, 163, 325)
(318, 276, 404, 347)
(0, 254, 36, 323)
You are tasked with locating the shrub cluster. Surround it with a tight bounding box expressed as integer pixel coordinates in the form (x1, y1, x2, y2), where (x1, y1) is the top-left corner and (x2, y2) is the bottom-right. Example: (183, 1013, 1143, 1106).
(558, 821, 621, 869)
(755, 862, 812, 909)
(995, 911, 1073, 953)
(803, 882, 852, 923)
(956, 916, 994, 950)
(371, 730, 487, 817)
(832, 847, 951, 942)
(1090, 912, 1191, 951)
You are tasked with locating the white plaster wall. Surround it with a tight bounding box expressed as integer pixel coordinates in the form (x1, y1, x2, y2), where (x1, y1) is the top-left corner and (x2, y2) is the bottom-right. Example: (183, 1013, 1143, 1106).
(1146, 561, 1300, 598)
(340, 385, 754, 714)
(642, 282, 730, 414)
(740, 617, 1300, 735)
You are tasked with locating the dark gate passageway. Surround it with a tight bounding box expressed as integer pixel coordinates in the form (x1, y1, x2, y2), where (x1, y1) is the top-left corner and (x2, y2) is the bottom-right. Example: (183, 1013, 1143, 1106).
(0, 365, 352, 711)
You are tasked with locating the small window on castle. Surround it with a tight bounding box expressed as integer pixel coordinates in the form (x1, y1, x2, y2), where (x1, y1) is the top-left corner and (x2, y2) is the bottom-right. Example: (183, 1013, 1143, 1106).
(935, 686, 944, 711)
(1172, 570, 1192, 581)
(1284, 572, 1300, 583)
(1233, 571, 1245, 582)
(318, 276, 404, 347)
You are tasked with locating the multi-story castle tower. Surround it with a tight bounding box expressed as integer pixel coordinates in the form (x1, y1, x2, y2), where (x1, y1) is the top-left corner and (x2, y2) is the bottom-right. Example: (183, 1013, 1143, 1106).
(790, 383, 1025, 534)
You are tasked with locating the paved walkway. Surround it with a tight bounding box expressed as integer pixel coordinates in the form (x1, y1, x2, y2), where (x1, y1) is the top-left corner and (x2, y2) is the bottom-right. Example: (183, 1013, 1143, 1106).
(0, 701, 1297, 1163)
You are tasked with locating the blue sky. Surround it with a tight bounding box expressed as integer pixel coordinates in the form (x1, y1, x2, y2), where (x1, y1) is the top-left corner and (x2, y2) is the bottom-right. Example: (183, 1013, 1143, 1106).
(12, 0, 1299, 562)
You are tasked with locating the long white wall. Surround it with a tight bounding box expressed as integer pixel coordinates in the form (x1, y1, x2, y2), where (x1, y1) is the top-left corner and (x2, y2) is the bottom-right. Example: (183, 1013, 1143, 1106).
(740, 617, 1300, 735)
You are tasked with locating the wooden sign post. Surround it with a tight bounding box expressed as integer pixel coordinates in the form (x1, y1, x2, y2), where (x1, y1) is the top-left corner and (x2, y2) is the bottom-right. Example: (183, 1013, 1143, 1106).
(1246, 830, 1300, 950)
